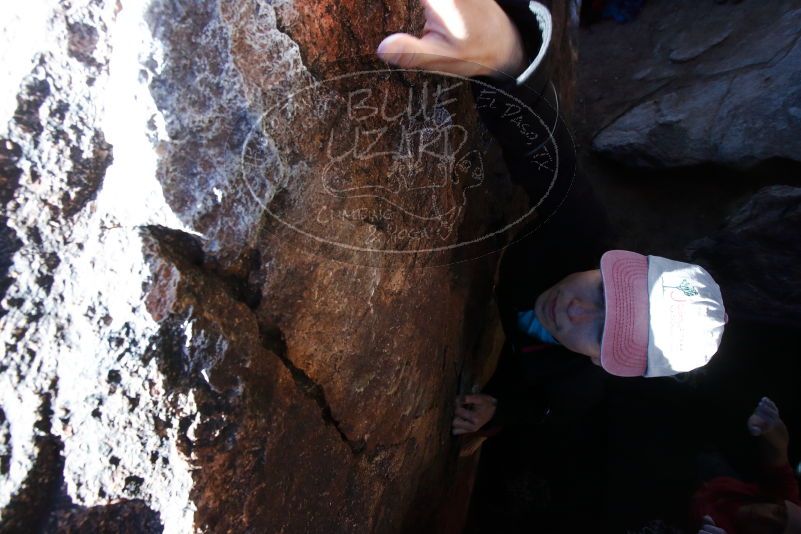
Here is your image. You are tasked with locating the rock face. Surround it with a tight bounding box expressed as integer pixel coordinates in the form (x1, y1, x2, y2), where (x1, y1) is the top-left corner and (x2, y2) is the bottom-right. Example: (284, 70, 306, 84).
(577, 0, 801, 169)
(0, 1, 576, 532)
(687, 185, 801, 328)
(0, 1, 199, 531)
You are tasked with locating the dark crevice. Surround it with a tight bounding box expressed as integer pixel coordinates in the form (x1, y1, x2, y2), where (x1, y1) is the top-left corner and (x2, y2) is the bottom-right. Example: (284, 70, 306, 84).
(0, 388, 64, 534)
(140, 225, 264, 461)
(258, 323, 366, 454)
(0, 224, 22, 323)
(13, 64, 50, 138)
(203, 247, 263, 310)
(142, 310, 194, 391)
(141, 225, 263, 310)
(589, 156, 801, 188)
(61, 130, 113, 219)
(0, 408, 9, 476)
(141, 224, 205, 267)
(141, 224, 368, 459)
(143, 311, 241, 459)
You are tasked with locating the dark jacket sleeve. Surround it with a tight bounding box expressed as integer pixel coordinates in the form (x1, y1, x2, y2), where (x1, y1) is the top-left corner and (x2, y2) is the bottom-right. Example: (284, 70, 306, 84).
(471, 0, 575, 203)
(470, 1, 571, 431)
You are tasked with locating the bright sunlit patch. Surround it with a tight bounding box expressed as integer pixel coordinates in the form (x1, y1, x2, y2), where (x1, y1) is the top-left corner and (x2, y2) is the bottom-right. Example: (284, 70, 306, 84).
(100, 0, 193, 234)
(0, 0, 52, 123)
(430, 0, 467, 40)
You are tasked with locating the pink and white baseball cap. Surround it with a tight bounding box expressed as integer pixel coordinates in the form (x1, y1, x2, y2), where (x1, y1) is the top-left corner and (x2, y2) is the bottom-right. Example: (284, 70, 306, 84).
(599, 250, 727, 378)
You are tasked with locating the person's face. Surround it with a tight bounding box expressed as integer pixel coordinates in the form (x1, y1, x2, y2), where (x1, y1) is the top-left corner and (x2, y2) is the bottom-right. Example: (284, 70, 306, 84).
(535, 269, 605, 364)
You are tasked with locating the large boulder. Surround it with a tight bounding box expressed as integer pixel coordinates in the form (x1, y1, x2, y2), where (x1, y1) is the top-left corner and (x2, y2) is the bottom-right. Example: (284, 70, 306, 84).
(577, 0, 801, 169)
(0, 0, 577, 531)
(687, 185, 801, 327)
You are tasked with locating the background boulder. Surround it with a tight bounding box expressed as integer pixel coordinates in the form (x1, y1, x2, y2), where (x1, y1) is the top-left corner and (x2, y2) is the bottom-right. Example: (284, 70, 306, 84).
(688, 185, 801, 327)
(577, 0, 801, 169)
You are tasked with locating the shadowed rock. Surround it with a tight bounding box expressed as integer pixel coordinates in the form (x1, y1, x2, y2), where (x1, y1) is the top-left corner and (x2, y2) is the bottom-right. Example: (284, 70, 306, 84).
(577, 0, 801, 169)
(687, 185, 801, 327)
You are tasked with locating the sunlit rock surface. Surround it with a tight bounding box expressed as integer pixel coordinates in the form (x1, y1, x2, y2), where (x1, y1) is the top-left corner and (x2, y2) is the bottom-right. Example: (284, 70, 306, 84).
(0, 0, 577, 531)
(0, 0, 196, 531)
(577, 0, 801, 169)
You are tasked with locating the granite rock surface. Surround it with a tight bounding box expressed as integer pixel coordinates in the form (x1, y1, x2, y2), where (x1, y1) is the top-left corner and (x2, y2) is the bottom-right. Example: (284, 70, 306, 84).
(577, 0, 801, 169)
(0, 0, 577, 531)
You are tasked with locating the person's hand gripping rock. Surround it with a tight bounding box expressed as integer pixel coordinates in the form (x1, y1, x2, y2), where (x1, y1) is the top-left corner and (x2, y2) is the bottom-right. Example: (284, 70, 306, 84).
(377, 0, 527, 78)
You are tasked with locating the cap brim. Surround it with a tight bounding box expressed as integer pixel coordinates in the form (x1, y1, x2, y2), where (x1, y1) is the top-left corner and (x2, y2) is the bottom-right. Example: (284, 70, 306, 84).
(600, 251, 649, 377)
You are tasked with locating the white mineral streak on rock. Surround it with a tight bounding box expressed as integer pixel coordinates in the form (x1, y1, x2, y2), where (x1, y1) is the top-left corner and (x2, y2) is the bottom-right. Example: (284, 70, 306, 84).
(0, 0, 197, 530)
(144, 0, 273, 263)
(0, 0, 54, 123)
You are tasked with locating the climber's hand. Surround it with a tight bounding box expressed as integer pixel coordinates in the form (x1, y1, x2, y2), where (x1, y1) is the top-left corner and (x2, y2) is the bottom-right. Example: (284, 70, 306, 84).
(452, 394, 496, 435)
(376, 0, 526, 78)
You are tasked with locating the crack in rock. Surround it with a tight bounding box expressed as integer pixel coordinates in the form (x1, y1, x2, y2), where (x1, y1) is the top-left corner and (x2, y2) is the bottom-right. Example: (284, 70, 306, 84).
(142, 225, 263, 311)
(258, 323, 367, 454)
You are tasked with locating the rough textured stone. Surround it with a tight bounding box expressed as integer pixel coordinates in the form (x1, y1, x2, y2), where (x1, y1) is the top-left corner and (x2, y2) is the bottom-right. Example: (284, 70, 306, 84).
(687, 185, 801, 327)
(576, 0, 801, 169)
(0, 1, 196, 530)
(0, 0, 577, 532)
(49, 500, 164, 534)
